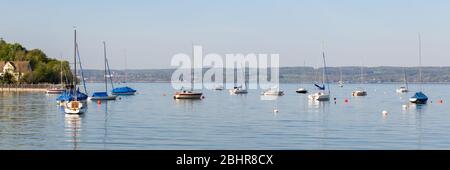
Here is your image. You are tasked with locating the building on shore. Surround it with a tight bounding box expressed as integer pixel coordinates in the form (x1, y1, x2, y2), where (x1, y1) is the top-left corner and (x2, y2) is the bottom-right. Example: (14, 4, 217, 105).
(0, 61, 32, 81)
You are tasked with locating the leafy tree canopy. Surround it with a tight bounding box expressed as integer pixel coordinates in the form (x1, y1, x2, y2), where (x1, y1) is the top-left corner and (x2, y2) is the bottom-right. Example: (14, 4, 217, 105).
(0, 38, 72, 84)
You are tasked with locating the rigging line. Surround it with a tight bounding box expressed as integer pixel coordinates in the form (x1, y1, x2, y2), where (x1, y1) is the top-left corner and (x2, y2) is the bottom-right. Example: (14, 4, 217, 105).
(76, 43, 88, 94)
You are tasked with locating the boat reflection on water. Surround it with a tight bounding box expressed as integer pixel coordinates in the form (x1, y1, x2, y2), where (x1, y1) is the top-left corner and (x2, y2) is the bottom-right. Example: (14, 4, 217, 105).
(64, 114, 83, 150)
(307, 99, 329, 110)
(173, 97, 204, 112)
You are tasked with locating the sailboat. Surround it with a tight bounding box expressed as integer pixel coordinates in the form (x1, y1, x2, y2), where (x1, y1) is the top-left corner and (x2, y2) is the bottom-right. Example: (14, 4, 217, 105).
(397, 68, 409, 93)
(409, 33, 428, 104)
(352, 64, 368, 96)
(112, 51, 137, 95)
(263, 86, 284, 96)
(229, 65, 248, 94)
(47, 56, 66, 94)
(64, 28, 88, 114)
(173, 45, 203, 100)
(338, 67, 344, 87)
(89, 41, 117, 101)
(296, 61, 308, 94)
(308, 48, 330, 101)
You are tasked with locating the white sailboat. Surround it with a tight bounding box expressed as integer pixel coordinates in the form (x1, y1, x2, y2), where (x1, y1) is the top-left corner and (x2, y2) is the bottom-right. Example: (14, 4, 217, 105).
(352, 64, 367, 96)
(308, 48, 330, 101)
(230, 65, 248, 94)
(263, 86, 284, 96)
(396, 68, 409, 93)
(296, 61, 308, 94)
(338, 67, 344, 87)
(46, 56, 66, 94)
(65, 28, 87, 114)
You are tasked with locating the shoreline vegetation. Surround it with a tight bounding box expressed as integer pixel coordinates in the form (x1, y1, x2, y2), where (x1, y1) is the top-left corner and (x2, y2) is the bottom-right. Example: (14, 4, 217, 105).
(0, 39, 72, 85)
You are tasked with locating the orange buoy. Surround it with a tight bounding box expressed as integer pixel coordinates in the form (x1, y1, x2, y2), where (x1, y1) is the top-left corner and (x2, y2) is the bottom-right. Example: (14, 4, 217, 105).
(97, 100, 101, 105)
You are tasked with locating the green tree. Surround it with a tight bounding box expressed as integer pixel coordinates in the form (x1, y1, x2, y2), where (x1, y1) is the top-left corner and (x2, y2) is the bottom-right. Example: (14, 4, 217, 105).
(1, 72, 15, 84)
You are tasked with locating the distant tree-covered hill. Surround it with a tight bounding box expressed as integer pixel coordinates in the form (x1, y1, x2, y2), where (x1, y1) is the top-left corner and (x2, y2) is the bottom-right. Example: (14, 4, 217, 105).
(83, 66, 450, 84)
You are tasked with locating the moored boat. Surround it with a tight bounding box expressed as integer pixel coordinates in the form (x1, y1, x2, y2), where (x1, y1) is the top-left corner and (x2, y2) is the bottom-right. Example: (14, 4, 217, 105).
(174, 90, 203, 99)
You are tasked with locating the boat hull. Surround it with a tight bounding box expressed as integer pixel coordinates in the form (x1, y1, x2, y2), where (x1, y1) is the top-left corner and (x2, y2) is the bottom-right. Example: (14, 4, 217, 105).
(112, 91, 136, 95)
(263, 92, 284, 96)
(296, 89, 308, 94)
(46, 89, 65, 94)
(409, 98, 428, 104)
(396, 88, 409, 93)
(229, 89, 248, 94)
(89, 95, 118, 101)
(64, 101, 87, 114)
(174, 92, 203, 99)
(352, 91, 367, 96)
(308, 93, 330, 101)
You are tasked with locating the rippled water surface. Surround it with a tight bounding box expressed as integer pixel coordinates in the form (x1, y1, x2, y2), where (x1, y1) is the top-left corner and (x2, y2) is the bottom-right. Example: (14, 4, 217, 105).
(1, 83, 449, 150)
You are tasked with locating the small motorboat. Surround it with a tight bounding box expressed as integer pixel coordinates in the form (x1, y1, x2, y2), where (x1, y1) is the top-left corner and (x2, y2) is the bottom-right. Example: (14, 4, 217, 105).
(229, 86, 248, 94)
(338, 81, 344, 87)
(352, 90, 367, 96)
(409, 92, 428, 104)
(112, 86, 137, 95)
(89, 92, 117, 101)
(174, 90, 203, 99)
(308, 92, 330, 101)
(46, 88, 65, 94)
(296, 88, 308, 94)
(396, 86, 409, 93)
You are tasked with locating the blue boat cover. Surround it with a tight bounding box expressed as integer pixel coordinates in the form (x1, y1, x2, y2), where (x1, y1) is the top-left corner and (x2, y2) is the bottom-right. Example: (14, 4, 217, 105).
(412, 92, 428, 100)
(112, 86, 136, 93)
(92, 92, 108, 97)
(56, 88, 88, 102)
(314, 84, 325, 90)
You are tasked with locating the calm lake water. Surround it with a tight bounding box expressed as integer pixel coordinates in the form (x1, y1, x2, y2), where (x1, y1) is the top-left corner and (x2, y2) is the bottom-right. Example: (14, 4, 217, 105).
(1, 83, 449, 150)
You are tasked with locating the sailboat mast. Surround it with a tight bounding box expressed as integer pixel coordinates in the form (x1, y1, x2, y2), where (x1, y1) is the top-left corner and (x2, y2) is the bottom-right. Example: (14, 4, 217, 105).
(73, 28, 77, 100)
(103, 41, 108, 93)
(125, 50, 128, 83)
(60, 55, 63, 86)
(418, 33, 423, 91)
(403, 68, 408, 89)
(360, 64, 364, 85)
(191, 44, 194, 91)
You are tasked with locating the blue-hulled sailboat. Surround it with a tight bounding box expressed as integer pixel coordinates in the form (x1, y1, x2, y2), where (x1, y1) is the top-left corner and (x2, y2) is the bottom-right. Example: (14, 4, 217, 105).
(89, 41, 117, 101)
(409, 33, 428, 104)
(112, 51, 137, 95)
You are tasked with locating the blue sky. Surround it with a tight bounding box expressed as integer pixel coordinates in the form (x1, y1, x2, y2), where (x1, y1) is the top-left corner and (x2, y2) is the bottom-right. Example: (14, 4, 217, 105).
(0, 0, 449, 69)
